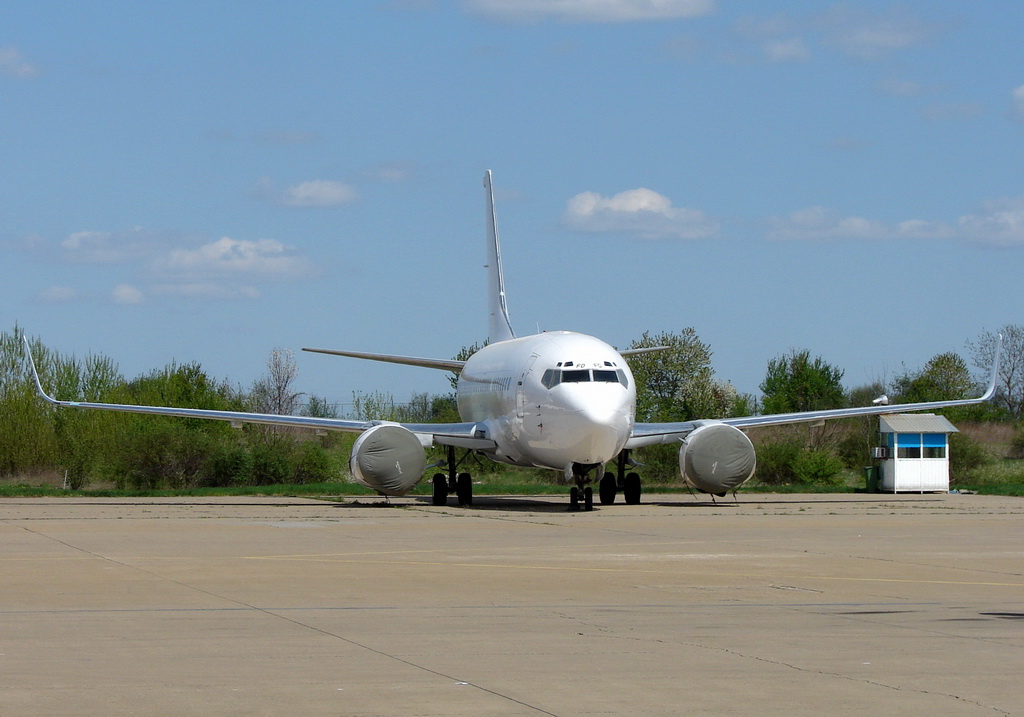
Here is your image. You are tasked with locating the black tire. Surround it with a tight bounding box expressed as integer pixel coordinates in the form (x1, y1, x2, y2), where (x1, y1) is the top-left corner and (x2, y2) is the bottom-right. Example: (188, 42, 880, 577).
(583, 486, 593, 512)
(456, 472, 473, 506)
(569, 486, 580, 512)
(623, 472, 641, 505)
(431, 473, 448, 506)
(599, 472, 617, 505)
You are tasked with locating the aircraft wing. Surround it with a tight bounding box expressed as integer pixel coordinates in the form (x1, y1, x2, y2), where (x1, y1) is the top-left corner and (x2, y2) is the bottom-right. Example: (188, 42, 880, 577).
(23, 337, 492, 448)
(627, 337, 1002, 449)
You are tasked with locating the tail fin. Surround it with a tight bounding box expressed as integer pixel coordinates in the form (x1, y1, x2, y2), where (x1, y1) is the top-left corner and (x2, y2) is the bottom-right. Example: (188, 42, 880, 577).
(483, 170, 515, 343)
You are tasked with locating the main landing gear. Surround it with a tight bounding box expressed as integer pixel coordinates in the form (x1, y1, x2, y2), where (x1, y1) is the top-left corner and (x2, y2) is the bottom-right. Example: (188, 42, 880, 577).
(593, 451, 642, 508)
(432, 445, 473, 507)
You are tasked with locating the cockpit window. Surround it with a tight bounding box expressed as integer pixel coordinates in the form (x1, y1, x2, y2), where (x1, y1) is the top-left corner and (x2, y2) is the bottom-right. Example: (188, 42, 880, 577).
(596, 369, 630, 388)
(541, 368, 629, 389)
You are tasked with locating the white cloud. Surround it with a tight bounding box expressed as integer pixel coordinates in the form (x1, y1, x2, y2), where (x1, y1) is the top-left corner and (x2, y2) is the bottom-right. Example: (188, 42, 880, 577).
(880, 77, 928, 97)
(0, 46, 40, 78)
(364, 161, 417, 182)
(1011, 85, 1024, 123)
(158, 236, 318, 280)
(564, 188, 719, 239)
(60, 228, 159, 264)
(763, 37, 810, 63)
(817, 6, 934, 61)
(254, 177, 357, 208)
(282, 180, 357, 208)
(768, 197, 1024, 246)
(729, 8, 935, 67)
(463, 0, 715, 24)
(41, 226, 319, 303)
(767, 207, 890, 241)
(151, 283, 262, 300)
(956, 197, 1024, 246)
(112, 285, 144, 305)
(39, 286, 78, 303)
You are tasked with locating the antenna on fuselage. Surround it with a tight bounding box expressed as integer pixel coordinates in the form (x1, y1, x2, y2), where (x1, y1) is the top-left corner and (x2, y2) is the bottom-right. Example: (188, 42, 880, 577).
(484, 170, 516, 343)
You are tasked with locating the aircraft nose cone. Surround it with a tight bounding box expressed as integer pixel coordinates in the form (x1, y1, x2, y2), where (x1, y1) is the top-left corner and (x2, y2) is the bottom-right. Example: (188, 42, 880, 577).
(568, 404, 631, 463)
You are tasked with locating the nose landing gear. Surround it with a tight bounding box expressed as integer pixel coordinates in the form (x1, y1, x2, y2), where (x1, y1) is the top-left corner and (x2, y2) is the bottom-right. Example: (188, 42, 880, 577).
(567, 462, 601, 512)
(569, 483, 593, 512)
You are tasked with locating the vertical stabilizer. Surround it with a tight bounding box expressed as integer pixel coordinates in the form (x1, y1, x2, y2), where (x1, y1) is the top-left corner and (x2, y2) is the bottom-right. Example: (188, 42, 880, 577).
(483, 170, 516, 343)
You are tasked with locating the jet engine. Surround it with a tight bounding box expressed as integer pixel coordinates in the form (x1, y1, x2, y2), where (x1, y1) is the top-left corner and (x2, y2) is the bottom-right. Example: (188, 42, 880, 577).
(349, 424, 427, 496)
(678, 423, 756, 495)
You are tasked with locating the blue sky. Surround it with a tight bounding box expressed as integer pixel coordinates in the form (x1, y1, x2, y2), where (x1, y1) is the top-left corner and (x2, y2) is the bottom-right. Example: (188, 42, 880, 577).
(3, 1, 1023, 412)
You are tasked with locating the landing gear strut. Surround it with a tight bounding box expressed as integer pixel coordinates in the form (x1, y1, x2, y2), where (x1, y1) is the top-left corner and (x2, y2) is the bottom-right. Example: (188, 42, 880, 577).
(432, 446, 473, 507)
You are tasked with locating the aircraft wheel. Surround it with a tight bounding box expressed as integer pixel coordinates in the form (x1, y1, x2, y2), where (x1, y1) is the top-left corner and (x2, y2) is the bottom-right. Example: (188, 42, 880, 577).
(599, 472, 617, 505)
(456, 472, 473, 506)
(431, 474, 448, 506)
(569, 486, 580, 512)
(623, 472, 642, 505)
(583, 486, 593, 512)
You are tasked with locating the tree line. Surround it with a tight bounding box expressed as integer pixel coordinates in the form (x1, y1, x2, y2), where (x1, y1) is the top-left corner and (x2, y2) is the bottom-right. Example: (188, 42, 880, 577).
(2, 323, 1021, 490)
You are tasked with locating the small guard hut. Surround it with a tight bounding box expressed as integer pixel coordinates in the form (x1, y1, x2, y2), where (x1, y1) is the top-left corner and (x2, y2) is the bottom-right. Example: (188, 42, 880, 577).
(878, 413, 957, 493)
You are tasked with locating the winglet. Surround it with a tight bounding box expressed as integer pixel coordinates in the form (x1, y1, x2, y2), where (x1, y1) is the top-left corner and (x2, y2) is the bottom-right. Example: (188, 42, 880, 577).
(981, 332, 1003, 401)
(22, 335, 61, 406)
(483, 170, 515, 343)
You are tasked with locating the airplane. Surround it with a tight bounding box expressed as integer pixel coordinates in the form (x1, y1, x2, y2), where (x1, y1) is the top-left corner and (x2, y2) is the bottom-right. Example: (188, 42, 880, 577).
(24, 171, 1001, 511)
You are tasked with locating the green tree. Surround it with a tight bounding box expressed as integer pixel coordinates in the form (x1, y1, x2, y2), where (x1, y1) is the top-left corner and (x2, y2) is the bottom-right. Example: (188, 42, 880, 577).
(626, 328, 733, 481)
(628, 328, 730, 422)
(757, 350, 846, 477)
(304, 394, 338, 419)
(0, 328, 60, 477)
(760, 349, 845, 415)
(892, 352, 975, 404)
(96, 362, 244, 489)
(892, 351, 997, 422)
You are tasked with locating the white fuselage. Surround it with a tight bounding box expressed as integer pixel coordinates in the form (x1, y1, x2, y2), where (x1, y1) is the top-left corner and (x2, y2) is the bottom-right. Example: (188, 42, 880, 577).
(456, 331, 635, 471)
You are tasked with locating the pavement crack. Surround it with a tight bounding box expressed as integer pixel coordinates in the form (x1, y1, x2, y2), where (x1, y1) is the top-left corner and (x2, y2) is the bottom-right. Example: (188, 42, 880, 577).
(623, 634, 1012, 716)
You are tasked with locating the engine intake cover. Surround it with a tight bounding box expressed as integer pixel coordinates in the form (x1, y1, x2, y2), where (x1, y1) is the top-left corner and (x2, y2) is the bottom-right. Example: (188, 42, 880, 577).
(679, 423, 756, 495)
(349, 424, 426, 496)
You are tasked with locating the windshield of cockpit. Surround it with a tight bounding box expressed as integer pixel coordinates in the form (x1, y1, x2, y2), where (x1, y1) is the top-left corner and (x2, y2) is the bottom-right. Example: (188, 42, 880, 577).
(540, 363, 629, 389)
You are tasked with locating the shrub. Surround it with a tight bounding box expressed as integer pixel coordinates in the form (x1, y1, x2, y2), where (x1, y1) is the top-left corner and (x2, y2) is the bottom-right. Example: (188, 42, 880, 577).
(949, 432, 990, 483)
(204, 439, 252, 487)
(754, 441, 844, 486)
(753, 441, 801, 485)
(247, 439, 292, 486)
(791, 449, 845, 486)
(290, 441, 335, 484)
